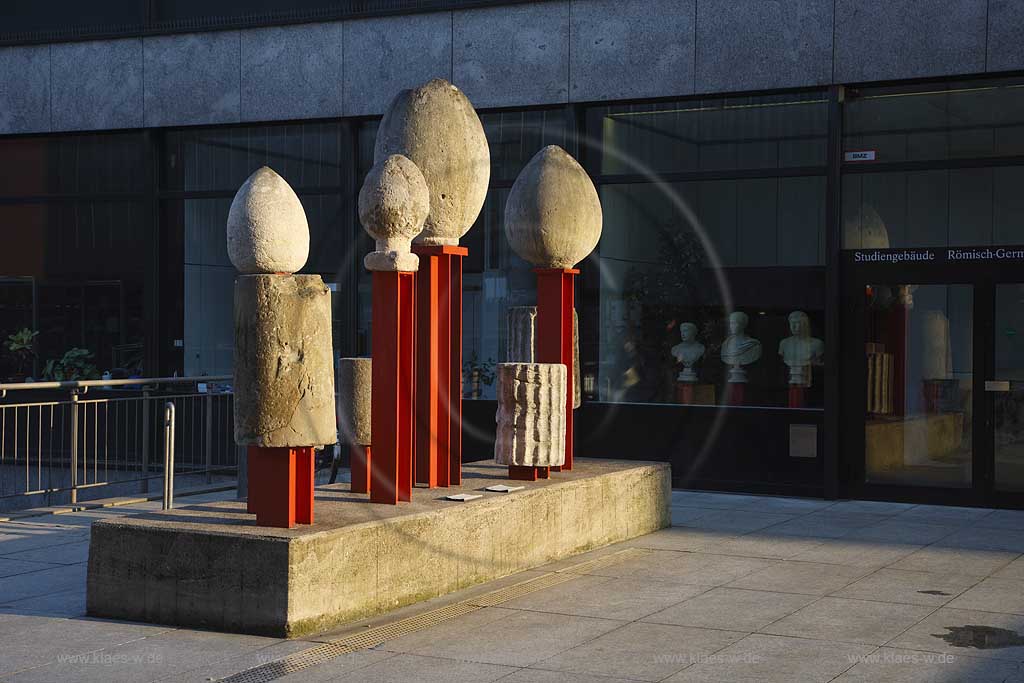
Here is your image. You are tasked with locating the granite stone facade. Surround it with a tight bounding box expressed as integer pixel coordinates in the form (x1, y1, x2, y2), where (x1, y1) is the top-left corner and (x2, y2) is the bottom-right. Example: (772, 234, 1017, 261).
(0, 0, 1019, 135)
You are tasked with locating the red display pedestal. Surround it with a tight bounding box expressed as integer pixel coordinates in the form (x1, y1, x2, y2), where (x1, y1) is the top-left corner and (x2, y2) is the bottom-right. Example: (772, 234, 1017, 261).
(371, 270, 416, 504)
(509, 465, 550, 481)
(520, 267, 578, 481)
(412, 245, 467, 488)
(788, 385, 806, 409)
(676, 382, 695, 404)
(724, 382, 746, 406)
(350, 445, 371, 494)
(247, 446, 314, 528)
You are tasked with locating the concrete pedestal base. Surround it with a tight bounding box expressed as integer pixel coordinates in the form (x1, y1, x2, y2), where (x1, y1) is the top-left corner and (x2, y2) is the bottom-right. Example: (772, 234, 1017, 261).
(86, 458, 669, 638)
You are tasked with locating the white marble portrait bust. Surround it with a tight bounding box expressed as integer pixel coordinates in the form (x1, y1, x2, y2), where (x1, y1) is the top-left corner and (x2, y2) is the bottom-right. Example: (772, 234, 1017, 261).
(778, 311, 824, 387)
(721, 311, 761, 383)
(671, 322, 705, 382)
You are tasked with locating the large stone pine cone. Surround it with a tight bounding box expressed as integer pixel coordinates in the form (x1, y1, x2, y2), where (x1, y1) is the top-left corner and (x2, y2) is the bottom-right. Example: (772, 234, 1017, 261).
(226, 166, 309, 274)
(504, 145, 603, 269)
(374, 78, 490, 247)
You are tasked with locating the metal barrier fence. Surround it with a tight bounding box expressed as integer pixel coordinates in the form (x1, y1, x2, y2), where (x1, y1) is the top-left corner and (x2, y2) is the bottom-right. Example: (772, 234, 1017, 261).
(0, 376, 237, 510)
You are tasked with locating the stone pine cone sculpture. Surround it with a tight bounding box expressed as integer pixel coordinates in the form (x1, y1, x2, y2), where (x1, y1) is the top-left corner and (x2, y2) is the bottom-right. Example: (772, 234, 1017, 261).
(374, 78, 490, 247)
(359, 154, 430, 272)
(504, 145, 603, 269)
(226, 166, 309, 274)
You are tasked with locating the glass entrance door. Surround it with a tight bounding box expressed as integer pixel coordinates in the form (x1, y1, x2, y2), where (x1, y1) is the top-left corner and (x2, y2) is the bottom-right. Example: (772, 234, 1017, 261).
(861, 283, 975, 489)
(992, 284, 1024, 493)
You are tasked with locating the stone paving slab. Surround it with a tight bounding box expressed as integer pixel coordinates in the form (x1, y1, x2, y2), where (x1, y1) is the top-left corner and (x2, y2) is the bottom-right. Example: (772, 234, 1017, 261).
(3, 488, 1024, 683)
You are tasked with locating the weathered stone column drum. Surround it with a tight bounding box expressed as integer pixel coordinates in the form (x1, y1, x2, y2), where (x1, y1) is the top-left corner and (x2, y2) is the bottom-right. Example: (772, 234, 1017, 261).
(233, 274, 336, 448)
(337, 357, 372, 493)
(494, 363, 567, 469)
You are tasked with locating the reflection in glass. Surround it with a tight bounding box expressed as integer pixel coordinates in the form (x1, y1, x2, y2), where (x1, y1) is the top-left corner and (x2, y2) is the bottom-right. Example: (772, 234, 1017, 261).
(863, 284, 972, 487)
(844, 78, 1024, 164)
(596, 179, 826, 407)
(994, 284, 1024, 492)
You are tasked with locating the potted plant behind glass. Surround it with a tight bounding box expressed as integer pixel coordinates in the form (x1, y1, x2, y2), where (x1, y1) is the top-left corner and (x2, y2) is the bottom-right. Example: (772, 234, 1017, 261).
(42, 348, 101, 382)
(5, 328, 39, 382)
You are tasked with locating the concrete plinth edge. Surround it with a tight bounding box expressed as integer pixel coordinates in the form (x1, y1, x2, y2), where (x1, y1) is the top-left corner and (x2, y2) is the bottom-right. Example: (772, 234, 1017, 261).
(86, 459, 669, 638)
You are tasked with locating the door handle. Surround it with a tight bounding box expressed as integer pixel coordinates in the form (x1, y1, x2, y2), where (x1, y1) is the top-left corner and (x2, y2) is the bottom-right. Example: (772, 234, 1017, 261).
(985, 380, 1011, 392)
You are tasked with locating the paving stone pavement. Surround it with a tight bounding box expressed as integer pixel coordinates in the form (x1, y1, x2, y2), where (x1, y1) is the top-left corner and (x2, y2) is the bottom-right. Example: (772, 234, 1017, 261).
(2, 489, 1024, 682)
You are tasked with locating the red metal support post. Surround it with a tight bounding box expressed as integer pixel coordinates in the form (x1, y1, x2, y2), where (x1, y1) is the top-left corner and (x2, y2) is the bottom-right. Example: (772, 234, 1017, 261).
(350, 445, 371, 494)
(412, 245, 467, 488)
(534, 268, 578, 473)
(371, 271, 416, 504)
(247, 446, 314, 528)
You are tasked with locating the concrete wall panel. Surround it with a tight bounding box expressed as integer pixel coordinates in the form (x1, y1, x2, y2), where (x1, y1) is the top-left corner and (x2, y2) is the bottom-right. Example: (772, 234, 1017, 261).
(695, 0, 833, 94)
(0, 45, 50, 135)
(52, 39, 143, 132)
(454, 2, 569, 108)
(988, 0, 1024, 73)
(241, 23, 344, 122)
(570, 0, 695, 102)
(834, 0, 986, 83)
(143, 32, 240, 127)
(343, 12, 452, 117)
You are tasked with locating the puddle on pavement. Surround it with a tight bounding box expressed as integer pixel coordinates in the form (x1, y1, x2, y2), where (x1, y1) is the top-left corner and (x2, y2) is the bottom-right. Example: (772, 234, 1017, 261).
(933, 625, 1024, 649)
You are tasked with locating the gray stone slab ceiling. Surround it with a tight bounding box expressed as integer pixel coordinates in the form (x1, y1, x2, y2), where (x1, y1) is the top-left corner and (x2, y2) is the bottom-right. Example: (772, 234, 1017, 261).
(52, 39, 143, 132)
(834, 0, 987, 83)
(241, 23, 344, 122)
(0, 45, 50, 135)
(344, 12, 453, 117)
(143, 31, 241, 127)
(988, 0, 1024, 73)
(570, 0, 695, 102)
(695, 0, 833, 94)
(454, 2, 569, 108)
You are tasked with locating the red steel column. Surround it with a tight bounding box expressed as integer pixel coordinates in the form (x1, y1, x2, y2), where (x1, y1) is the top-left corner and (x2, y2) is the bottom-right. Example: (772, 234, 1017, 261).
(294, 447, 314, 525)
(535, 268, 578, 473)
(371, 271, 416, 504)
(412, 245, 467, 488)
(350, 445, 371, 494)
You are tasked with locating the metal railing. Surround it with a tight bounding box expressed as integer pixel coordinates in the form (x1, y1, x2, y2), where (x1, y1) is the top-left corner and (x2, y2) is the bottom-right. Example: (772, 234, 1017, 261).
(0, 376, 237, 511)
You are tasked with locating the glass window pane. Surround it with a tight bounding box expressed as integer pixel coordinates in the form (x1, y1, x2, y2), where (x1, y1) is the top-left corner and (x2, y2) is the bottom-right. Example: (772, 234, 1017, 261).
(844, 78, 1024, 163)
(589, 92, 828, 176)
(841, 168, 1024, 249)
(162, 123, 344, 193)
(0, 133, 146, 197)
(596, 180, 826, 407)
(864, 283, 973, 488)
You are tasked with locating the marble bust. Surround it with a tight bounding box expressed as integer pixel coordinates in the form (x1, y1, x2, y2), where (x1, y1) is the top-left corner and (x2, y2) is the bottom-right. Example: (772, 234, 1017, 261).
(721, 311, 761, 383)
(671, 322, 705, 382)
(778, 311, 824, 387)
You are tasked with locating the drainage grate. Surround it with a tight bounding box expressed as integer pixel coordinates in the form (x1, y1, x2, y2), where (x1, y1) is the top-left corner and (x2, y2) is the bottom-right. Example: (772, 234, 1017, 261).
(217, 548, 645, 683)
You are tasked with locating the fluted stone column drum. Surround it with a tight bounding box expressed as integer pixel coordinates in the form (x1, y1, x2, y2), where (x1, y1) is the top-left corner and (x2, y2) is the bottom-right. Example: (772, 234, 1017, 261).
(494, 362, 566, 468)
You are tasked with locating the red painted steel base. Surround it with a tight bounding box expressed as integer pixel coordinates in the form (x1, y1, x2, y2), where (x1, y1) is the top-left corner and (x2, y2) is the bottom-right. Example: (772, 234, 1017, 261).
(509, 466, 538, 481)
(350, 445, 371, 494)
(515, 267, 578, 480)
(724, 382, 746, 406)
(371, 270, 416, 505)
(788, 385, 806, 409)
(412, 245, 467, 489)
(246, 445, 314, 528)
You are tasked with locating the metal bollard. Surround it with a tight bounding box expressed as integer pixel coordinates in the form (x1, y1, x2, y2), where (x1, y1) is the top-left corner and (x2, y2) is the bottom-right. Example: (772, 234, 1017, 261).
(162, 402, 175, 510)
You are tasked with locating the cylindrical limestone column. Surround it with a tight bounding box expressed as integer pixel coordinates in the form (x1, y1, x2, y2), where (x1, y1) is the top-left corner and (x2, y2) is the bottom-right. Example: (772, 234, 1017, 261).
(507, 305, 581, 409)
(494, 363, 567, 474)
(338, 358, 372, 494)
